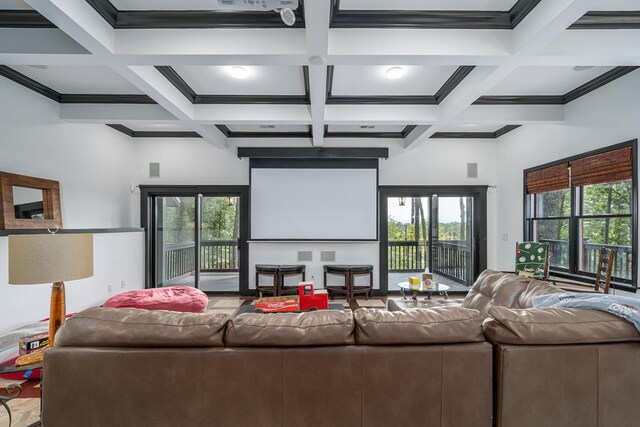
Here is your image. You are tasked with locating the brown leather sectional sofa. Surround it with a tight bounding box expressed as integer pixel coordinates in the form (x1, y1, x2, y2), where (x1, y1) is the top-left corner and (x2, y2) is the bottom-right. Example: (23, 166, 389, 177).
(42, 270, 640, 427)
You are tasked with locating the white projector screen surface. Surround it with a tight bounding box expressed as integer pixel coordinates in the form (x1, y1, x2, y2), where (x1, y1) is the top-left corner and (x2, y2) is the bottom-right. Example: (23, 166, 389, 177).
(251, 168, 377, 240)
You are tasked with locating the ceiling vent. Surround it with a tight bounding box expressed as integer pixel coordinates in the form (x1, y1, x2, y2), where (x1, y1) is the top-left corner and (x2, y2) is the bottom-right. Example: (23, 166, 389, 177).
(360, 125, 375, 129)
(467, 163, 478, 179)
(259, 125, 276, 129)
(149, 162, 160, 178)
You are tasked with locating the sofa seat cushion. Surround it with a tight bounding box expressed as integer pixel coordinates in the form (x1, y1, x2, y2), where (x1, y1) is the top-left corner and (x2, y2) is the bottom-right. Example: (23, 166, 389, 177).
(55, 307, 229, 347)
(225, 310, 355, 347)
(484, 306, 640, 345)
(103, 286, 209, 313)
(354, 307, 484, 345)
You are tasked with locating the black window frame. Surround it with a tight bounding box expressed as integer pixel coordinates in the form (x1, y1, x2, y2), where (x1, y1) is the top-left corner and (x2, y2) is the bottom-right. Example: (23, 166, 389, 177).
(523, 139, 638, 292)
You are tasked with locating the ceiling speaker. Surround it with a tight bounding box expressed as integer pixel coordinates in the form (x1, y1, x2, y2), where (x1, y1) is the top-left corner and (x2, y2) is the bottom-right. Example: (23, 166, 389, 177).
(467, 163, 478, 178)
(149, 163, 160, 178)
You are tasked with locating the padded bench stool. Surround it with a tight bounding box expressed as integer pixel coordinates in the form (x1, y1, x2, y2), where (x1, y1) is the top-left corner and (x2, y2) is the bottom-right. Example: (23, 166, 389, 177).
(324, 265, 352, 300)
(277, 265, 306, 296)
(255, 264, 280, 298)
(349, 265, 374, 300)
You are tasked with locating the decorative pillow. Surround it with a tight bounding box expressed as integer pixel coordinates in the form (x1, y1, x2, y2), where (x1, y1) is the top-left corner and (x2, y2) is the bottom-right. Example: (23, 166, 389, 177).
(103, 286, 208, 313)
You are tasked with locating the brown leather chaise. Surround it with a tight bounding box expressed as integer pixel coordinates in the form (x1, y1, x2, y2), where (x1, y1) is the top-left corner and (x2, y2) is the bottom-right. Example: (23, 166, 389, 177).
(43, 306, 492, 427)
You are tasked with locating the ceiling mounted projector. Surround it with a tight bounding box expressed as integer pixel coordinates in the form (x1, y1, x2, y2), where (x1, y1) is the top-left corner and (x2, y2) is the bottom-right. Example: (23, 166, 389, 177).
(218, 0, 299, 26)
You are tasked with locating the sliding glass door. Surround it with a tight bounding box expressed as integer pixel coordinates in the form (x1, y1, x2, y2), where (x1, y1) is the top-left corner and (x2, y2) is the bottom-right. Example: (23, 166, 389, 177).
(155, 195, 197, 288)
(380, 187, 487, 294)
(199, 196, 240, 292)
(142, 186, 249, 294)
(432, 196, 474, 285)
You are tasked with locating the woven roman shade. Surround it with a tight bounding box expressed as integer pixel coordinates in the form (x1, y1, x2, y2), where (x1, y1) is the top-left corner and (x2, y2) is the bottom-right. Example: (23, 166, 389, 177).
(526, 162, 570, 194)
(570, 146, 633, 187)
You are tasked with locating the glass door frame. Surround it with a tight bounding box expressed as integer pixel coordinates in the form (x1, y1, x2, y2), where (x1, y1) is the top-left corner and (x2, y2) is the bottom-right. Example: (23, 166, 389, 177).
(140, 185, 250, 295)
(379, 186, 488, 295)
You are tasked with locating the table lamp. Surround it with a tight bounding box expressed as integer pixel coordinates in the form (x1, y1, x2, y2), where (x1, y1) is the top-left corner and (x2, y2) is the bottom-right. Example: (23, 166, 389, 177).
(8, 232, 93, 361)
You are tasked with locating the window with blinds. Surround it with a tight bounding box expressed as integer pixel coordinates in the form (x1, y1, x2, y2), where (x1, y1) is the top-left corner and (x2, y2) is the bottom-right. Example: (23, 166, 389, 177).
(523, 141, 637, 289)
(525, 146, 633, 194)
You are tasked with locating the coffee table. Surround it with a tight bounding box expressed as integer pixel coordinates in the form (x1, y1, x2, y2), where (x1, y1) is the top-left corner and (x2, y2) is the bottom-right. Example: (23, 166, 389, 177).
(397, 282, 450, 301)
(0, 363, 42, 427)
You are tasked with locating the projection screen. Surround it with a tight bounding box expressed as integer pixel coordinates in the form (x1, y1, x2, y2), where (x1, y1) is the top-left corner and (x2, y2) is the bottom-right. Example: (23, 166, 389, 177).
(250, 168, 377, 240)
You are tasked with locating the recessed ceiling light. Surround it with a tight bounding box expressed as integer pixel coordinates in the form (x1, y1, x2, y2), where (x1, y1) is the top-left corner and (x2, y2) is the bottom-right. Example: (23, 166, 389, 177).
(309, 55, 325, 65)
(573, 66, 595, 72)
(386, 67, 404, 80)
(229, 66, 248, 79)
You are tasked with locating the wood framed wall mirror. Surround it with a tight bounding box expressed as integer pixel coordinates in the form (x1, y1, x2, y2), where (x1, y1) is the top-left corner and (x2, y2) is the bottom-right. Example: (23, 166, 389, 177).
(0, 172, 63, 230)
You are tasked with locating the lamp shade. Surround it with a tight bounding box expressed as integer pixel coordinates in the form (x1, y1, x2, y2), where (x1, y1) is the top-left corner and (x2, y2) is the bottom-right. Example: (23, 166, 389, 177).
(8, 233, 93, 285)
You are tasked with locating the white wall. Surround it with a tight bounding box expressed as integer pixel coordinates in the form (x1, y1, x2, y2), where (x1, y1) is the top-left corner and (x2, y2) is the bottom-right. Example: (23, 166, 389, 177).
(0, 77, 144, 333)
(494, 70, 640, 290)
(132, 136, 498, 289)
(0, 77, 135, 229)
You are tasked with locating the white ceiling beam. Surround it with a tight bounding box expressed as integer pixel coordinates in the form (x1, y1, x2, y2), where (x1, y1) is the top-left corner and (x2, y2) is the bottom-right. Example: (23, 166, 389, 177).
(115, 29, 307, 58)
(116, 65, 228, 146)
(60, 104, 178, 123)
(589, 0, 640, 11)
(24, 0, 114, 55)
(456, 105, 565, 124)
(404, 0, 591, 149)
(329, 29, 511, 58)
(193, 104, 311, 125)
(0, 28, 87, 55)
(325, 105, 439, 125)
(305, 0, 331, 147)
(23, 0, 227, 149)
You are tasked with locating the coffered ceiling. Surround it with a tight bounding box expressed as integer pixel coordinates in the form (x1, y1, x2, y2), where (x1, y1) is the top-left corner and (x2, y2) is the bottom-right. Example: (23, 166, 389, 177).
(0, 0, 639, 150)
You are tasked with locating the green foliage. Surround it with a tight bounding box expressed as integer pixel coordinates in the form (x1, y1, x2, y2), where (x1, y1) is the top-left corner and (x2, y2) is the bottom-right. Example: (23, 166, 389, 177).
(162, 197, 239, 244)
(534, 181, 632, 246)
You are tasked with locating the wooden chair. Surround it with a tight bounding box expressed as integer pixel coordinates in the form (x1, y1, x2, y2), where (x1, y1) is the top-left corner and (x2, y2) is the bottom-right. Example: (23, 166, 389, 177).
(551, 247, 616, 294)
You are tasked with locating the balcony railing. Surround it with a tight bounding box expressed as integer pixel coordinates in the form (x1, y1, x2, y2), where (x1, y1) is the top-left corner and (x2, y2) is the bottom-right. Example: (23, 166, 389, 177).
(434, 240, 471, 284)
(540, 239, 633, 280)
(164, 240, 239, 282)
(388, 241, 429, 272)
(388, 240, 471, 284)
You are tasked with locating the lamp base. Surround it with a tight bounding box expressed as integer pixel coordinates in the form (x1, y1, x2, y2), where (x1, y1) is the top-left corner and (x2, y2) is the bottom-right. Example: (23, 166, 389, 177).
(15, 282, 65, 367)
(49, 281, 66, 348)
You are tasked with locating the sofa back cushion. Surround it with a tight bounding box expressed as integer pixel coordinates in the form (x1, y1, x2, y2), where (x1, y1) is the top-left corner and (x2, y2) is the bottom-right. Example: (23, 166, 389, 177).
(516, 279, 564, 308)
(461, 270, 532, 317)
(461, 270, 564, 317)
(55, 307, 228, 347)
(225, 310, 355, 347)
(484, 306, 640, 345)
(354, 307, 484, 345)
